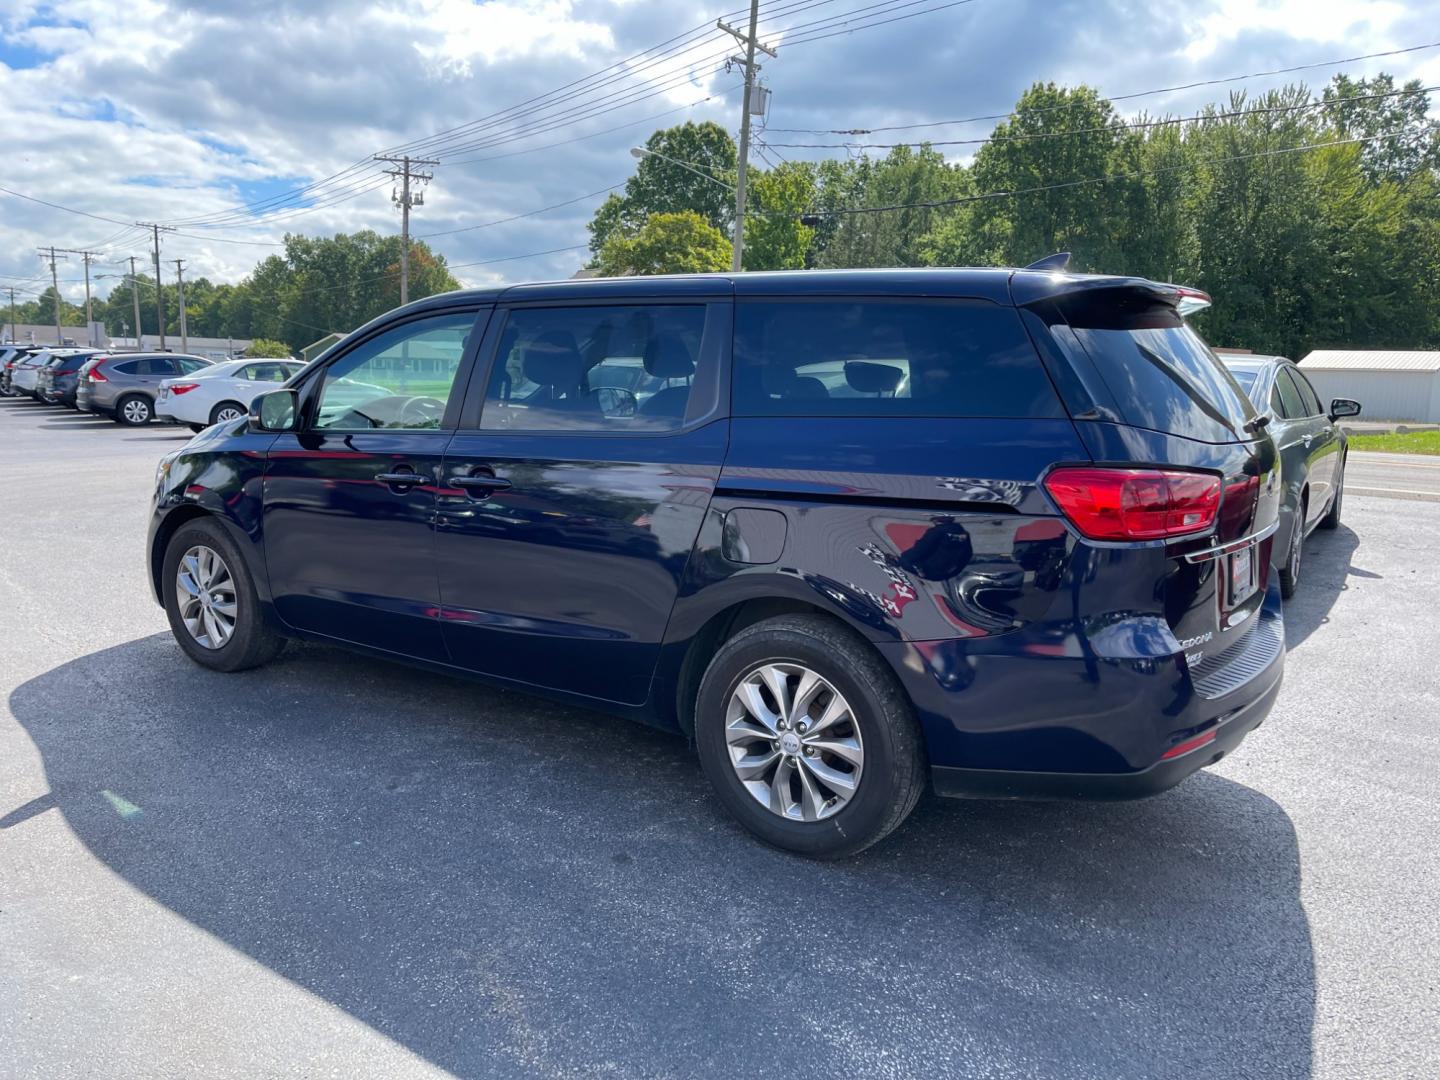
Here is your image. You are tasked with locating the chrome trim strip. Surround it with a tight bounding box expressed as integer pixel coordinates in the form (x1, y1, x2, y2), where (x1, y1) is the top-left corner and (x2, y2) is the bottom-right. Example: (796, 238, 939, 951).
(1181, 518, 1280, 564)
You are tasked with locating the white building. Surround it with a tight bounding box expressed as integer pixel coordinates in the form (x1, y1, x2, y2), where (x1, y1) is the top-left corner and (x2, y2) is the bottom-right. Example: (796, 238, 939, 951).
(1298, 351, 1440, 423)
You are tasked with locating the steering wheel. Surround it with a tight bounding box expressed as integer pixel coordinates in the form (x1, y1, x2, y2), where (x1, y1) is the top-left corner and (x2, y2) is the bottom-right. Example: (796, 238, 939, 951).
(397, 396, 445, 427)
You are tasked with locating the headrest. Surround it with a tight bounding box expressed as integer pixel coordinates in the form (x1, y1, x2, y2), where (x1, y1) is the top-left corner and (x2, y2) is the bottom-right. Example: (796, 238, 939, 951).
(523, 331, 584, 388)
(844, 360, 905, 394)
(643, 334, 695, 379)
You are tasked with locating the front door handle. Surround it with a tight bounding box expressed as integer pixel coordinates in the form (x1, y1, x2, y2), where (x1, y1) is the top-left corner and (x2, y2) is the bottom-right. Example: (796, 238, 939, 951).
(375, 470, 423, 485)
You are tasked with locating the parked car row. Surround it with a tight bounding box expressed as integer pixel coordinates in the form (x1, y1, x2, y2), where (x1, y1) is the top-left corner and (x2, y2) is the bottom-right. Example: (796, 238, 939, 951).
(2, 345, 303, 430)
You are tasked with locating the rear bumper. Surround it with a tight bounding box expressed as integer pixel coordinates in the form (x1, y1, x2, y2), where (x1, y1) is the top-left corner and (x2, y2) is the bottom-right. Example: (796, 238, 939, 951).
(931, 662, 1282, 799)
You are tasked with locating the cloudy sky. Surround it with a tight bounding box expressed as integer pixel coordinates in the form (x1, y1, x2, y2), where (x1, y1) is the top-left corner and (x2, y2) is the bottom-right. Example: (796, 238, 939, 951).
(2, 0, 1438, 310)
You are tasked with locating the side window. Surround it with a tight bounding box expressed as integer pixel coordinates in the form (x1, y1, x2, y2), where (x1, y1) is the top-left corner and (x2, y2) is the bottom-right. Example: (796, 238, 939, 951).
(732, 299, 1060, 418)
(1291, 369, 1324, 416)
(1268, 381, 1285, 417)
(479, 304, 709, 432)
(176, 358, 209, 374)
(111, 360, 141, 376)
(312, 311, 476, 431)
(1274, 368, 1307, 419)
(235, 365, 262, 381)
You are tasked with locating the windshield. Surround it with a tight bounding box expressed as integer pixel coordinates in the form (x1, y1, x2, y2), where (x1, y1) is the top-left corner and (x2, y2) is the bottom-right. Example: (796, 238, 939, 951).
(1066, 301, 1258, 442)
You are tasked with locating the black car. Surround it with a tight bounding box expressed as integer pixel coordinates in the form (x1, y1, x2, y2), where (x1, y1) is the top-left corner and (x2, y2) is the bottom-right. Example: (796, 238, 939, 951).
(1221, 355, 1359, 596)
(147, 266, 1286, 857)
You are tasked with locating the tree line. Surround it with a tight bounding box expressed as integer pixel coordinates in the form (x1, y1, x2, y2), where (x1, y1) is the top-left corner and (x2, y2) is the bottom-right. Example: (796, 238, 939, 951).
(590, 73, 1440, 358)
(9, 72, 1437, 359)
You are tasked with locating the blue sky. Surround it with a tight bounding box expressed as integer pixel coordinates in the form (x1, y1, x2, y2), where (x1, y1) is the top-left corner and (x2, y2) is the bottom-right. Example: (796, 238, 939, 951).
(2, 0, 1438, 305)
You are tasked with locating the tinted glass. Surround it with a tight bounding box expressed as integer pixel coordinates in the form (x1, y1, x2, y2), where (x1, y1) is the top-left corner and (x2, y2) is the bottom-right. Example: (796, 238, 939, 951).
(1274, 368, 1307, 420)
(176, 358, 209, 374)
(1227, 368, 1259, 391)
(732, 300, 1057, 418)
(313, 312, 473, 431)
(111, 360, 141, 375)
(1291, 368, 1323, 416)
(1268, 381, 1285, 416)
(1067, 301, 1256, 441)
(480, 305, 708, 432)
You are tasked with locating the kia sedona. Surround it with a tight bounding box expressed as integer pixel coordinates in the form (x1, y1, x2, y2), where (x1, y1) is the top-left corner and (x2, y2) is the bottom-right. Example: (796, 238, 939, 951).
(77, 352, 215, 425)
(1221, 354, 1357, 597)
(149, 266, 1286, 857)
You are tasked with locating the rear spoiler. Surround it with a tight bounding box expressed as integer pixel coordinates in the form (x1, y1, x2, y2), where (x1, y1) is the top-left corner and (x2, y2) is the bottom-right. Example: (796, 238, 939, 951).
(1010, 271, 1212, 316)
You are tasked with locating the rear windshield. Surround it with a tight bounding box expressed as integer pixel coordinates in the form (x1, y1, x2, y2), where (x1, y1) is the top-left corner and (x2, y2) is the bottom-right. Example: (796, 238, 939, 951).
(1065, 300, 1257, 442)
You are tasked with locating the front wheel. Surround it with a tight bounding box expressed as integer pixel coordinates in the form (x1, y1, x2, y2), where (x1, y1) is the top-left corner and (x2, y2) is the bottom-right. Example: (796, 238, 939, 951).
(162, 518, 285, 672)
(1279, 504, 1305, 599)
(695, 615, 926, 858)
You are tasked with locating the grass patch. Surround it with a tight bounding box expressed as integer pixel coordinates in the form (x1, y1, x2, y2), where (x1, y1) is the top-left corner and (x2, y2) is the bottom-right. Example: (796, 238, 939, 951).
(1348, 430, 1440, 455)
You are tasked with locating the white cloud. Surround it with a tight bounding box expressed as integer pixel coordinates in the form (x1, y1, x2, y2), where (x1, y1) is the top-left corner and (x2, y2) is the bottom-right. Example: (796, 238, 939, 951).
(2, 0, 1438, 308)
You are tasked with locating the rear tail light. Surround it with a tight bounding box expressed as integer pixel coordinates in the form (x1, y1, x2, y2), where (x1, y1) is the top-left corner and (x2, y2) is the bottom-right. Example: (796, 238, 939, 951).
(1044, 467, 1221, 541)
(89, 369, 108, 382)
(169, 383, 200, 394)
(55, 368, 77, 376)
(1174, 286, 1212, 316)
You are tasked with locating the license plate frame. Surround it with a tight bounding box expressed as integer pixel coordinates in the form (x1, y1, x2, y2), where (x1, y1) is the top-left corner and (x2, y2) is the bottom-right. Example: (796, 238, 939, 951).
(1228, 543, 1258, 608)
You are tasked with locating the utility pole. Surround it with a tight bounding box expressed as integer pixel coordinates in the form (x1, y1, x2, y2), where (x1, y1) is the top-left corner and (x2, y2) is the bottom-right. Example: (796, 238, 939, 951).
(172, 258, 189, 354)
(37, 246, 69, 343)
(56, 248, 101, 346)
(718, 1, 776, 272)
(374, 154, 438, 305)
(5, 286, 16, 343)
(128, 256, 144, 351)
(136, 222, 175, 350)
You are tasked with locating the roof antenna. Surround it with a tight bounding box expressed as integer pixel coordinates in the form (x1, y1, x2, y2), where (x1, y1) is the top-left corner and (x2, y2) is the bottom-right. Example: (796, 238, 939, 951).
(1025, 252, 1071, 271)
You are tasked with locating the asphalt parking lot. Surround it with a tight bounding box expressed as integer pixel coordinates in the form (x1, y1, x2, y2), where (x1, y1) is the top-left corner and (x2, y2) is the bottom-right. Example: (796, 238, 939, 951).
(2, 397, 1437, 1080)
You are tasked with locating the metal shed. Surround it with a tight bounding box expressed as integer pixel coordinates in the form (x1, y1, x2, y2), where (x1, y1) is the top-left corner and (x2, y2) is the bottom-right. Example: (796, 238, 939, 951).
(1298, 351, 1440, 423)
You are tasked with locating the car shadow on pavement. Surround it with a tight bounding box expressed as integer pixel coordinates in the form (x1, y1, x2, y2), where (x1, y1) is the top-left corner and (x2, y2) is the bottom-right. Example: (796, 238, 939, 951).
(1284, 524, 1362, 649)
(9, 634, 1315, 1079)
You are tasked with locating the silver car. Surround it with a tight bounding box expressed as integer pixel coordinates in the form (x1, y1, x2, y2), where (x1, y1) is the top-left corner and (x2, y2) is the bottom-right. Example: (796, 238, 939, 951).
(75, 352, 214, 425)
(1222, 355, 1360, 596)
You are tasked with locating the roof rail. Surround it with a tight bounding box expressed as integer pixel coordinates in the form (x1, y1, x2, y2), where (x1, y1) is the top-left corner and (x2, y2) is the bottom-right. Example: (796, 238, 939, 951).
(1024, 252, 1071, 271)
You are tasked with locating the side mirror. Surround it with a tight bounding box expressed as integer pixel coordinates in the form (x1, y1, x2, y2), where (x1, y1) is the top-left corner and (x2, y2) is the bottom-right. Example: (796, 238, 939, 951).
(251, 388, 300, 431)
(1329, 398, 1361, 421)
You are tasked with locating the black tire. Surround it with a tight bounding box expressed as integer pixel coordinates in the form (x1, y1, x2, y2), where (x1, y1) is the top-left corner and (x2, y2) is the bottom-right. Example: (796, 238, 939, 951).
(1279, 501, 1306, 599)
(188, 423, 206, 433)
(695, 614, 926, 858)
(114, 393, 153, 426)
(161, 517, 286, 672)
(209, 400, 247, 426)
(1320, 459, 1344, 530)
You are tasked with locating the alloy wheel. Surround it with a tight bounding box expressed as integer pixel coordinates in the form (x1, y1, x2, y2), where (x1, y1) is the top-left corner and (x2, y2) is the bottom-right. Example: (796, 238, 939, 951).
(215, 405, 244, 423)
(725, 662, 864, 822)
(176, 545, 238, 649)
(122, 398, 150, 424)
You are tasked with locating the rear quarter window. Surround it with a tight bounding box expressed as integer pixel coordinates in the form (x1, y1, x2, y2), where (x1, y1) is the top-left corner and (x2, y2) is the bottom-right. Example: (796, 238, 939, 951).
(732, 299, 1060, 418)
(1062, 298, 1257, 442)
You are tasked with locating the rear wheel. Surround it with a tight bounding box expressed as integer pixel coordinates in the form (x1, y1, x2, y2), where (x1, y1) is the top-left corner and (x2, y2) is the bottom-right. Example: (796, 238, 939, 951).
(162, 518, 285, 672)
(1320, 459, 1344, 530)
(115, 394, 152, 426)
(695, 615, 926, 858)
(209, 400, 247, 426)
(1279, 500, 1306, 599)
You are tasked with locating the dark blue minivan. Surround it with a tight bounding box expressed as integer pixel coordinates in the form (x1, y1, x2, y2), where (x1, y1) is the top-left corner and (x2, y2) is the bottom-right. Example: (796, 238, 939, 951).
(148, 268, 1285, 856)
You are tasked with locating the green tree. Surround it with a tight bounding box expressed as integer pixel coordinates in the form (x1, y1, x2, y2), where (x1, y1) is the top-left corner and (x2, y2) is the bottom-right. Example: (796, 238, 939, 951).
(743, 161, 817, 270)
(596, 211, 732, 276)
(245, 338, 292, 358)
(813, 146, 965, 269)
(1321, 74, 1440, 183)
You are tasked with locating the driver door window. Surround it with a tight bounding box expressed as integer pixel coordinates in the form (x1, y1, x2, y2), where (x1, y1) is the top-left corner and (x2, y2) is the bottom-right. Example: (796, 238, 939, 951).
(313, 312, 475, 431)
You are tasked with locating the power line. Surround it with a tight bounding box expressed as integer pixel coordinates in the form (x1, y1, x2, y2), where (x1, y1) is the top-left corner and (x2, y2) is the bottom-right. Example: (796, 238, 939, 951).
(769, 38, 1440, 134)
(766, 83, 1439, 148)
(416, 182, 628, 239)
(803, 125, 1422, 219)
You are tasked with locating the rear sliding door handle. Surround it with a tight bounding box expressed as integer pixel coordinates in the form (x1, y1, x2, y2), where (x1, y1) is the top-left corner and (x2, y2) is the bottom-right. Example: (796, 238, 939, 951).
(453, 474, 512, 493)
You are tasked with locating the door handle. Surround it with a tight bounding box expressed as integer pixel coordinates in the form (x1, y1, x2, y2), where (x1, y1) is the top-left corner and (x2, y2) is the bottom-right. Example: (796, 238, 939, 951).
(375, 470, 423, 485)
(452, 472, 512, 493)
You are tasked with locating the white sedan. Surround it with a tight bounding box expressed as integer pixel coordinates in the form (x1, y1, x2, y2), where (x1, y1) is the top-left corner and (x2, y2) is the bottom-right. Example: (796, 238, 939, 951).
(157, 359, 305, 430)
